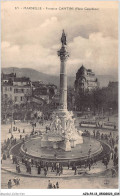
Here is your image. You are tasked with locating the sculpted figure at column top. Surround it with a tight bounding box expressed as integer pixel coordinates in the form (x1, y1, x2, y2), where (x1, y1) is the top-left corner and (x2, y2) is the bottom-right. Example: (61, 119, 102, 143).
(61, 30, 67, 45)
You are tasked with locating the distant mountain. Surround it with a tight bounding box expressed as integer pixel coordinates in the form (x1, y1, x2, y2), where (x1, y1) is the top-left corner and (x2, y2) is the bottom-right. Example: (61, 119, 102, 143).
(2, 67, 60, 86)
(2, 67, 117, 87)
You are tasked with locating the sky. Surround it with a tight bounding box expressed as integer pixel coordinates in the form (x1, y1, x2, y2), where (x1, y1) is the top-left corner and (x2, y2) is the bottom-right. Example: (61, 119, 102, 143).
(1, 1, 118, 78)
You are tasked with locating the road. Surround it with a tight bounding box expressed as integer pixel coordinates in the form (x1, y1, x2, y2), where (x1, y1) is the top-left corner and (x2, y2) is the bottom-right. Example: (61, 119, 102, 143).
(1, 170, 118, 189)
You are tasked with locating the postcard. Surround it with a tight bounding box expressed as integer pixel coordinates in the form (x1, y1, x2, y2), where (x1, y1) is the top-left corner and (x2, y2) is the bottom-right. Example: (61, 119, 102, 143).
(1, 1, 119, 195)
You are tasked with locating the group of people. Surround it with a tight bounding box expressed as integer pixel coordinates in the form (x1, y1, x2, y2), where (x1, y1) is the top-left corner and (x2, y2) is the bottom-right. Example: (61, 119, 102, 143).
(72, 157, 97, 174)
(13, 155, 99, 176)
(48, 180, 59, 189)
(93, 129, 118, 166)
(36, 161, 63, 176)
(9, 126, 25, 134)
(21, 157, 32, 174)
(51, 162, 63, 175)
(8, 178, 20, 189)
(5, 138, 117, 177)
(12, 155, 65, 177)
(93, 130, 118, 146)
(1, 136, 17, 163)
(37, 163, 47, 176)
(82, 130, 90, 137)
(1, 116, 118, 190)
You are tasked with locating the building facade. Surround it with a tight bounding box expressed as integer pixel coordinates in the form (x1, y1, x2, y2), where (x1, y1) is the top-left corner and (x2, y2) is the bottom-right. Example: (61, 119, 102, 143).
(74, 65, 99, 94)
(2, 73, 32, 104)
(2, 73, 58, 105)
(32, 81, 57, 104)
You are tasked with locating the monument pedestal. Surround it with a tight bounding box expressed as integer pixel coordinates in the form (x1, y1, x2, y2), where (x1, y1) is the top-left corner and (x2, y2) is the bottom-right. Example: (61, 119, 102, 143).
(62, 139, 71, 151)
(41, 109, 83, 151)
(53, 142, 58, 149)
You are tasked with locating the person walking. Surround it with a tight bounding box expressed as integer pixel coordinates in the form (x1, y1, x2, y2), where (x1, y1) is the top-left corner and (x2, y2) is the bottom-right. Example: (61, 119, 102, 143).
(44, 167, 47, 176)
(88, 162, 91, 171)
(26, 162, 29, 173)
(53, 184, 56, 189)
(10, 154, 13, 161)
(56, 182, 59, 189)
(46, 162, 49, 171)
(104, 157, 108, 169)
(74, 166, 77, 175)
(56, 165, 59, 176)
(68, 161, 70, 169)
(8, 179, 12, 189)
(35, 161, 38, 168)
(51, 163, 54, 172)
(17, 164, 21, 173)
(16, 164, 18, 172)
(38, 165, 41, 175)
(29, 164, 31, 174)
(13, 178, 20, 186)
(60, 165, 63, 174)
(12, 156, 15, 164)
(48, 180, 52, 189)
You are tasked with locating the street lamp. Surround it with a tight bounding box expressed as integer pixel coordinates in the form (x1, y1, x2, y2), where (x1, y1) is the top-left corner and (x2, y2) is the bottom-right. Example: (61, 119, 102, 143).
(11, 100, 14, 138)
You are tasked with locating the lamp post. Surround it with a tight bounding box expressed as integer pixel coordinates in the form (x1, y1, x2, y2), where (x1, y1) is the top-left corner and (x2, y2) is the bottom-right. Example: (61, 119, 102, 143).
(11, 100, 14, 138)
(11, 109, 13, 138)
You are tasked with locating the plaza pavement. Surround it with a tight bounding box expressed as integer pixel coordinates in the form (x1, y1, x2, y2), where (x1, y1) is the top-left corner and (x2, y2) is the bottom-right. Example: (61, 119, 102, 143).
(1, 121, 49, 143)
(1, 157, 114, 179)
(1, 169, 118, 189)
(1, 113, 118, 143)
(1, 115, 118, 189)
(1, 157, 118, 189)
(1, 115, 118, 180)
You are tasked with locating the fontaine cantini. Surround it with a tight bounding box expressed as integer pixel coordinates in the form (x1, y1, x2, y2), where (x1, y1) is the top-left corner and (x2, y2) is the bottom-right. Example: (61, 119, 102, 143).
(41, 30, 83, 151)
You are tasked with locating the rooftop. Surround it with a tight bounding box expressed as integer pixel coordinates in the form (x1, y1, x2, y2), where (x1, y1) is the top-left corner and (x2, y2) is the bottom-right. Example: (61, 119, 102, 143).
(2, 72, 16, 80)
(14, 77, 30, 82)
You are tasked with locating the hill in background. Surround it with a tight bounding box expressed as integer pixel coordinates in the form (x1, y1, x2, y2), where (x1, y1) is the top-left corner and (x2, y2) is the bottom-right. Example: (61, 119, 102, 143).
(2, 67, 117, 88)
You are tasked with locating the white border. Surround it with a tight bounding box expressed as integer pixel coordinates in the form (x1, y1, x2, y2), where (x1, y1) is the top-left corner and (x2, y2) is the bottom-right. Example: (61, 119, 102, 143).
(0, 0, 119, 195)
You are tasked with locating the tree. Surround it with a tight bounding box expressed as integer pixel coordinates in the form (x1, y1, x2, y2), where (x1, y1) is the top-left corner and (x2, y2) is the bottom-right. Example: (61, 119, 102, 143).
(74, 84, 118, 114)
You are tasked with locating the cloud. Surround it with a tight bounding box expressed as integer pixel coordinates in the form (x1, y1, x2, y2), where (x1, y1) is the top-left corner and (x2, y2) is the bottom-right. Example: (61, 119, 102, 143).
(41, 17, 58, 28)
(68, 32, 118, 76)
(1, 1, 118, 78)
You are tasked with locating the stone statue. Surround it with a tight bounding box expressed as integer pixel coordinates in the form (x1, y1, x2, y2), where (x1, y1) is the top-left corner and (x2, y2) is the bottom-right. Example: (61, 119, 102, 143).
(50, 116, 62, 134)
(66, 117, 75, 132)
(58, 123, 62, 133)
(55, 116, 61, 129)
(61, 30, 67, 45)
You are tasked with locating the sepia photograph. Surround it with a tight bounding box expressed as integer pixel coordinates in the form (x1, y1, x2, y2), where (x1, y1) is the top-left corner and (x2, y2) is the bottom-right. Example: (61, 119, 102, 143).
(1, 0, 119, 193)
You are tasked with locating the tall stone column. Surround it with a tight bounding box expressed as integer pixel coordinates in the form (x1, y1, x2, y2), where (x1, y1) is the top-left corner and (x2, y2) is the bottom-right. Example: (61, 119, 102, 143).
(58, 30, 69, 110)
(41, 30, 83, 152)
